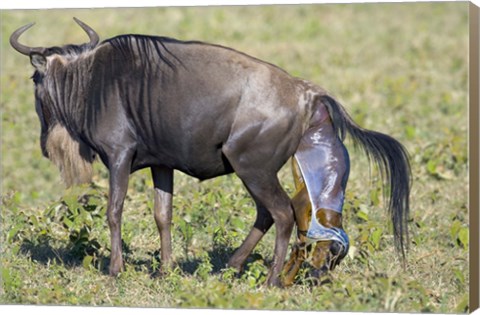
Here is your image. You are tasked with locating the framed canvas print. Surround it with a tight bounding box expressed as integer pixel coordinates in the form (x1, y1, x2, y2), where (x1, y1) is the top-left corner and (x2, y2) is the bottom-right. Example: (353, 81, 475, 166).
(1, 0, 478, 314)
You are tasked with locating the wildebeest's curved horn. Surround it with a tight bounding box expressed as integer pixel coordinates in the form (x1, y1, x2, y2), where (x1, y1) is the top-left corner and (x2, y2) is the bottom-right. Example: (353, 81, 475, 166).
(10, 22, 45, 56)
(73, 17, 99, 48)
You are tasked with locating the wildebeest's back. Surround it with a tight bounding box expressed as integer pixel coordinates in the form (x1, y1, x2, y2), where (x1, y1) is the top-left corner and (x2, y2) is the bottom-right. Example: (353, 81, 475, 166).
(89, 36, 307, 179)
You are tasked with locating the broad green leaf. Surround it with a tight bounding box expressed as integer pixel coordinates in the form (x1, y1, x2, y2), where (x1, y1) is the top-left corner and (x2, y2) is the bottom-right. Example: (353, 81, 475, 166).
(357, 210, 369, 221)
(82, 255, 94, 269)
(63, 216, 74, 229)
(63, 192, 80, 213)
(458, 227, 468, 249)
(426, 159, 437, 175)
(231, 217, 245, 230)
(7, 223, 22, 242)
(370, 228, 383, 249)
(450, 220, 461, 240)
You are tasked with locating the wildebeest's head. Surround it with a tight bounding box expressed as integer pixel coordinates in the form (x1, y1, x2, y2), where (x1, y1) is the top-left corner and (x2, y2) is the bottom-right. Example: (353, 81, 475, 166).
(10, 18, 98, 187)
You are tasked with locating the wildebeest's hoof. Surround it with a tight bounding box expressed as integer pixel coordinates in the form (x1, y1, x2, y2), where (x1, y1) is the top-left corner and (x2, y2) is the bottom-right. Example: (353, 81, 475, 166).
(266, 275, 284, 288)
(109, 263, 124, 276)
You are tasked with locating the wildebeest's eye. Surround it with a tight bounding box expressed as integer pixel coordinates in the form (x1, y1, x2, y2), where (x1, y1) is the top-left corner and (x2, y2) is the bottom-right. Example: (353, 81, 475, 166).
(31, 71, 43, 84)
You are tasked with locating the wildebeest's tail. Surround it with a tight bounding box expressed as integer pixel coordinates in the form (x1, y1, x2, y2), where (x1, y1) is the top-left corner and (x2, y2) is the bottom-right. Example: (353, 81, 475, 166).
(320, 94, 411, 260)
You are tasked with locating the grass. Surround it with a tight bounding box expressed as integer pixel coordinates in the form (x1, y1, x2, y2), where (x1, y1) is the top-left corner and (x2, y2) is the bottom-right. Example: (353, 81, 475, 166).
(0, 2, 470, 312)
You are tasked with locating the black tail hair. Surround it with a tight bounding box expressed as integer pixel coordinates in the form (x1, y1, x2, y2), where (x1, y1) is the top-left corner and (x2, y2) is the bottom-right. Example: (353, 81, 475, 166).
(320, 94, 411, 260)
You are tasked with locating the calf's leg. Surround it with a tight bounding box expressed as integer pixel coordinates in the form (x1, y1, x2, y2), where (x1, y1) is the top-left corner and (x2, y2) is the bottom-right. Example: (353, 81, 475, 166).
(283, 115, 351, 284)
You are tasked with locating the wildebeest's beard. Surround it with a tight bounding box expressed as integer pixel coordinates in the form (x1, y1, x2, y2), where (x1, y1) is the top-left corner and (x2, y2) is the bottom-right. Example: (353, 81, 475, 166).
(32, 68, 96, 188)
(45, 124, 95, 187)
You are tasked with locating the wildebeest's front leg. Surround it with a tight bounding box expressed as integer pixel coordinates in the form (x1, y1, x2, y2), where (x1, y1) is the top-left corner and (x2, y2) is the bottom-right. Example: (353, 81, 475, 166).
(151, 166, 174, 270)
(107, 149, 134, 276)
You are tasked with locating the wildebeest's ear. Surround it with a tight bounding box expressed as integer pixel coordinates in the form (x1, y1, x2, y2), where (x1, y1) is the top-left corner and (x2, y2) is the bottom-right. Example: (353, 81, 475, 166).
(30, 53, 47, 72)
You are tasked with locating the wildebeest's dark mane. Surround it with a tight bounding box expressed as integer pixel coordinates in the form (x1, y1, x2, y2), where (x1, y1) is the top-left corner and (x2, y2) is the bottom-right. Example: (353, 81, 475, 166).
(103, 34, 288, 74)
(104, 35, 184, 70)
(44, 43, 93, 58)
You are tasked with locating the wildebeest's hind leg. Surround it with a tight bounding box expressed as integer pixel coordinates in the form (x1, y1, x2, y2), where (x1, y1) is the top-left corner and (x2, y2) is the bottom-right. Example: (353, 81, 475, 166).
(222, 142, 295, 287)
(240, 175, 294, 286)
(227, 199, 274, 271)
(151, 166, 174, 272)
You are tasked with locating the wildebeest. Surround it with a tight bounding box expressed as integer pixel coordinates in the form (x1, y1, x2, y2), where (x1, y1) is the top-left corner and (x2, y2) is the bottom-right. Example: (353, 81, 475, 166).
(10, 18, 411, 287)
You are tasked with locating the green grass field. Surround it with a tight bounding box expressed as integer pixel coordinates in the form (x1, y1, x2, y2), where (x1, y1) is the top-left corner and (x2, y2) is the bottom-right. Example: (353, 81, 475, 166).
(0, 2, 470, 312)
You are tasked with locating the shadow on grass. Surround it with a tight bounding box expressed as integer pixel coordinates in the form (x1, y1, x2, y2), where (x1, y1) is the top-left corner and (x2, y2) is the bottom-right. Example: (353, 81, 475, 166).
(177, 246, 236, 275)
(18, 238, 264, 277)
(19, 237, 121, 275)
(131, 246, 243, 276)
(171, 250, 269, 283)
